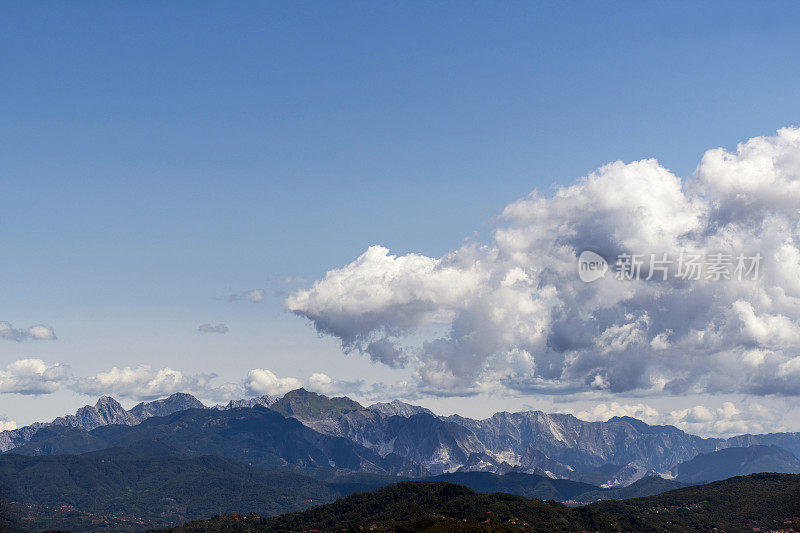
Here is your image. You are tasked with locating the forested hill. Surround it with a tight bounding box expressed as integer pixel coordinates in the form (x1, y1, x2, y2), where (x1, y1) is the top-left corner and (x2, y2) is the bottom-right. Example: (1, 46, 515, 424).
(165, 473, 800, 532)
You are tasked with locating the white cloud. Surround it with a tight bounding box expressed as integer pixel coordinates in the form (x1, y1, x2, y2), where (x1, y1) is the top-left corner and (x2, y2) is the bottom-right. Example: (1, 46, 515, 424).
(308, 372, 333, 391)
(230, 289, 265, 303)
(58, 363, 364, 403)
(696, 127, 800, 221)
(0, 359, 69, 395)
(0, 419, 17, 431)
(0, 322, 56, 342)
(72, 365, 226, 401)
(243, 369, 365, 398)
(568, 400, 784, 437)
(197, 323, 229, 334)
(27, 325, 57, 340)
(287, 128, 800, 397)
(245, 369, 303, 397)
(571, 402, 661, 424)
(307, 372, 365, 396)
(666, 401, 783, 437)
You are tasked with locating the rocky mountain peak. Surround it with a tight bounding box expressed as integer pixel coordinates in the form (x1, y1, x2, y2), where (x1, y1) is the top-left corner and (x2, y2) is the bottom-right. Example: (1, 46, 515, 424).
(95, 395, 119, 406)
(94, 396, 130, 420)
(215, 394, 276, 410)
(46, 396, 137, 432)
(129, 393, 205, 419)
(368, 399, 433, 418)
(271, 388, 364, 420)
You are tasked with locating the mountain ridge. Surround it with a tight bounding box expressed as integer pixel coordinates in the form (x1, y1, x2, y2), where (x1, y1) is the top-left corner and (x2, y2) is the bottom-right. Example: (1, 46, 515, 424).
(672, 444, 800, 483)
(5, 388, 800, 487)
(6, 404, 424, 477)
(0, 393, 208, 452)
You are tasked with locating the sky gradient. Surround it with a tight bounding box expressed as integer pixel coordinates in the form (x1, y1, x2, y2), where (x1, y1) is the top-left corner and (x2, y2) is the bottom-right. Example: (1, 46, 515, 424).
(3, 1, 800, 434)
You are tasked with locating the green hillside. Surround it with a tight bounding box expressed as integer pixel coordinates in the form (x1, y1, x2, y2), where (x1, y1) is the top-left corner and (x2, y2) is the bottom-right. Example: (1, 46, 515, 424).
(0, 449, 340, 532)
(165, 473, 800, 532)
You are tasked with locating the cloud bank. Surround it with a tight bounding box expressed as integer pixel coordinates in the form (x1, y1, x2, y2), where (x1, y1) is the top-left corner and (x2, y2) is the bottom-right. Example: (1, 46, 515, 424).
(0, 322, 56, 342)
(0, 357, 360, 403)
(287, 128, 800, 397)
(572, 400, 784, 438)
(72, 365, 218, 401)
(0, 359, 68, 395)
(0, 358, 786, 436)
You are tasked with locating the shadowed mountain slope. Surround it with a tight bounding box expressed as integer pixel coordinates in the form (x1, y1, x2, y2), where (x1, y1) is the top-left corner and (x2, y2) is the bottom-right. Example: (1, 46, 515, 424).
(672, 444, 800, 483)
(6, 406, 422, 476)
(0, 447, 385, 532)
(0, 394, 206, 452)
(569, 475, 690, 504)
(424, 471, 598, 501)
(164, 473, 800, 532)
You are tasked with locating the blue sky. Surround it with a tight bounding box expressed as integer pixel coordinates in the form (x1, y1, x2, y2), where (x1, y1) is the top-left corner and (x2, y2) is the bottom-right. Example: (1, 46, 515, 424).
(3, 1, 800, 430)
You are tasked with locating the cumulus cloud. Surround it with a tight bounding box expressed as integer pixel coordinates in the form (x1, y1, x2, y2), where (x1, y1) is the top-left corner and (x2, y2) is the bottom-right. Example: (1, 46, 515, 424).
(242, 369, 366, 398)
(0, 419, 17, 431)
(72, 365, 226, 401)
(287, 128, 800, 397)
(0, 322, 56, 342)
(307, 372, 365, 396)
(245, 369, 303, 396)
(666, 401, 784, 437)
(197, 323, 229, 334)
(568, 400, 784, 437)
(571, 402, 661, 425)
(0, 359, 69, 395)
(63, 363, 364, 402)
(0, 358, 365, 403)
(230, 289, 265, 303)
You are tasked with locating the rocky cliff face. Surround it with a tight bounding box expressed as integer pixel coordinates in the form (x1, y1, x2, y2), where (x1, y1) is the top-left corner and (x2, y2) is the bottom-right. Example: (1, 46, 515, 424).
(443, 412, 720, 477)
(267, 392, 725, 485)
(0, 423, 47, 452)
(213, 394, 276, 410)
(52, 396, 139, 430)
(368, 400, 434, 418)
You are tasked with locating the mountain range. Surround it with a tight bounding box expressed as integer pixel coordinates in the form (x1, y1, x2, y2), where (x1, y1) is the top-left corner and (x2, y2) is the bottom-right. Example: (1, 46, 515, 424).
(0, 393, 206, 452)
(3, 389, 800, 531)
(6, 405, 423, 477)
(4, 388, 800, 488)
